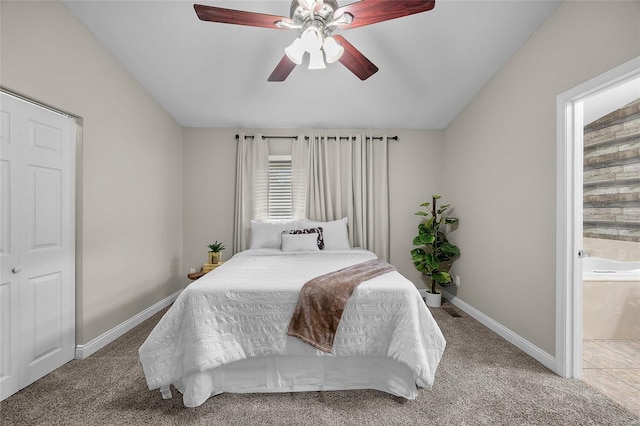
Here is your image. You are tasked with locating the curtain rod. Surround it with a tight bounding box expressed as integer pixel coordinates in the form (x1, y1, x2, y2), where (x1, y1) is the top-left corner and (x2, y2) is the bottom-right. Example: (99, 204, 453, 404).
(235, 134, 398, 141)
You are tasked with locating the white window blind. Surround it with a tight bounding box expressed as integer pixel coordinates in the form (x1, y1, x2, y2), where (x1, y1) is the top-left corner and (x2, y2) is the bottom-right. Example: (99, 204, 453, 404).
(268, 155, 293, 220)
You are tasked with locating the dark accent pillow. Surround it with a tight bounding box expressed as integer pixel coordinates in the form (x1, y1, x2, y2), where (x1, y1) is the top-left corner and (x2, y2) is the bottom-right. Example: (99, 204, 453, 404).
(284, 227, 324, 250)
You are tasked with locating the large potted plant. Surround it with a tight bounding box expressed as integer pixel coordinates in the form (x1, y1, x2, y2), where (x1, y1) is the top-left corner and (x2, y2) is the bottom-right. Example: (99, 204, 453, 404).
(410, 195, 460, 307)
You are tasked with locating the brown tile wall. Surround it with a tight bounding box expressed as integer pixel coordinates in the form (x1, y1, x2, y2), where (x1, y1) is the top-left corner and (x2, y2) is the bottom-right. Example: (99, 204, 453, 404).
(584, 99, 640, 242)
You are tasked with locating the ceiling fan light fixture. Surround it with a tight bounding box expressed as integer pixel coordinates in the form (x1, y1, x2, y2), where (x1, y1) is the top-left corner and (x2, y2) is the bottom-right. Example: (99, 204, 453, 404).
(285, 38, 305, 65)
(322, 36, 344, 63)
(308, 49, 326, 70)
(300, 26, 323, 52)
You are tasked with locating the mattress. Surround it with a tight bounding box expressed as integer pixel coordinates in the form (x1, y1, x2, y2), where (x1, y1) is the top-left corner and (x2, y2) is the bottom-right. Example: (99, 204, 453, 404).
(139, 249, 446, 407)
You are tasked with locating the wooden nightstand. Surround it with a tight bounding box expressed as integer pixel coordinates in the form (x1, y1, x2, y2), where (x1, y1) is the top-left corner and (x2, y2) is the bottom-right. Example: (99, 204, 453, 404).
(187, 270, 207, 280)
(187, 261, 224, 280)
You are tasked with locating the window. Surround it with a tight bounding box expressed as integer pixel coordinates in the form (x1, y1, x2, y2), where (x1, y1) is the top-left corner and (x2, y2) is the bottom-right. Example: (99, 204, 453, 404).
(268, 155, 293, 220)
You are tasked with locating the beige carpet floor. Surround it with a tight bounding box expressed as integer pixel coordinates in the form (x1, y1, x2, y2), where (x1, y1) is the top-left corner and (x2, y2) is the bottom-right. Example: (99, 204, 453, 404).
(1, 301, 638, 425)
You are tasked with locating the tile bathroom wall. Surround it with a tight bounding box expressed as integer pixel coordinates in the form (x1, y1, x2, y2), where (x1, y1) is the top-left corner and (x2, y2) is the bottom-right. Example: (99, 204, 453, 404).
(583, 98, 640, 243)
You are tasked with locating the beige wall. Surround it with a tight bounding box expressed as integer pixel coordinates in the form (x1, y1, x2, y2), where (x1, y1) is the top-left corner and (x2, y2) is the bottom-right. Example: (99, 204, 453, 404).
(443, 1, 640, 355)
(1, 1, 184, 344)
(182, 128, 237, 285)
(182, 128, 444, 286)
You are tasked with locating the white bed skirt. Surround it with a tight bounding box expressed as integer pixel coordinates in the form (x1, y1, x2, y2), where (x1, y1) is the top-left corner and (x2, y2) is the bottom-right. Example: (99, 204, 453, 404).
(170, 356, 421, 407)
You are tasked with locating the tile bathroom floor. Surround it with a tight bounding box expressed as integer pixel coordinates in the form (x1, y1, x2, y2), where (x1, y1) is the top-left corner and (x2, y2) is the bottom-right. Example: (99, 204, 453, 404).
(582, 339, 640, 417)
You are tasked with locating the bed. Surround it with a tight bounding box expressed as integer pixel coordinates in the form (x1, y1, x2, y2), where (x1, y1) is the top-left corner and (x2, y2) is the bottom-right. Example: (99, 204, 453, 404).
(139, 220, 446, 408)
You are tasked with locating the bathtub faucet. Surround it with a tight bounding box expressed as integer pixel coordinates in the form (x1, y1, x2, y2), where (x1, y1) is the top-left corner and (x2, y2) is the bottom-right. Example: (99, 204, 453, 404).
(578, 250, 590, 258)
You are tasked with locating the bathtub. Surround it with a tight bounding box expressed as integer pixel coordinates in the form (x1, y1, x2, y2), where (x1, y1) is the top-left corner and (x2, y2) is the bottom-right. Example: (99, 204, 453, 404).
(582, 257, 640, 339)
(582, 257, 640, 281)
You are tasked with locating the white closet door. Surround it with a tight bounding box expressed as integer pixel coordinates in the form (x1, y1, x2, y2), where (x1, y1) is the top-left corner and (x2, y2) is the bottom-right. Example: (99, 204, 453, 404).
(0, 93, 75, 400)
(0, 94, 22, 401)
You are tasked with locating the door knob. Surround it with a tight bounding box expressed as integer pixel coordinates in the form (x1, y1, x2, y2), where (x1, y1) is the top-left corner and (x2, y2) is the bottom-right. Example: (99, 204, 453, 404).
(11, 267, 21, 273)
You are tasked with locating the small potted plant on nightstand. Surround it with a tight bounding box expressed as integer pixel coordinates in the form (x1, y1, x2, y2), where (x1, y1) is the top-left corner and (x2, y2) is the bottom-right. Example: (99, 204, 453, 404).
(410, 195, 460, 307)
(207, 241, 225, 265)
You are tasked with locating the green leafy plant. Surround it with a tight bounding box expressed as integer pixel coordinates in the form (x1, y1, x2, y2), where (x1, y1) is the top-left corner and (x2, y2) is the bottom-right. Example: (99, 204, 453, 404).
(207, 241, 225, 253)
(410, 195, 460, 295)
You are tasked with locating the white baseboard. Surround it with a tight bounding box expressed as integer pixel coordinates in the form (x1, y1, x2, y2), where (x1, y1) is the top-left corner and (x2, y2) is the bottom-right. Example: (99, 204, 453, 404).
(75, 289, 181, 360)
(441, 290, 556, 372)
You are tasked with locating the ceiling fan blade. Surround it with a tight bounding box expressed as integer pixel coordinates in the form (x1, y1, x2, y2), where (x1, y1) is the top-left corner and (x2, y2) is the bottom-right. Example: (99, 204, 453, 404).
(268, 55, 297, 82)
(194, 4, 291, 29)
(333, 35, 378, 81)
(335, 0, 435, 29)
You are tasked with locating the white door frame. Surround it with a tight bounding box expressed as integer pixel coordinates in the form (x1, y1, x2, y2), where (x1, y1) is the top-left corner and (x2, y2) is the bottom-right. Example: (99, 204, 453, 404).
(555, 56, 640, 378)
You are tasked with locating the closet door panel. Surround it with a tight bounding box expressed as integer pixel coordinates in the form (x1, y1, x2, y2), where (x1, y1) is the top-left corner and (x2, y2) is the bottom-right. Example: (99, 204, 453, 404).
(1, 160, 14, 257)
(29, 165, 62, 250)
(0, 280, 19, 400)
(0, 95, 22, 400)
(20, 271, 64, 385)
(18, 99, 74, 389)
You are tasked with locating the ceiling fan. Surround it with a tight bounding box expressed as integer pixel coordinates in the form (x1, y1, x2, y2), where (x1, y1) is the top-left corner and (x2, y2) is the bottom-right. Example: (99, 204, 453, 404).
(194, 0, 436, 82)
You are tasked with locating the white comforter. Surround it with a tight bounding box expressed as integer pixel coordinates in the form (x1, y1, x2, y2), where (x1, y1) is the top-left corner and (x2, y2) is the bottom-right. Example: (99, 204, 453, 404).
(139, 249, 446, 402)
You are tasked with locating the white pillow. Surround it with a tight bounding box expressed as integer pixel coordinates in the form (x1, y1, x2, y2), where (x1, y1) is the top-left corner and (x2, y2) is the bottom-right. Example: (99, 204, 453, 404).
(301, 217, 351, 250)
(250, 220, 301, 249)
(281, 233, 320, 252)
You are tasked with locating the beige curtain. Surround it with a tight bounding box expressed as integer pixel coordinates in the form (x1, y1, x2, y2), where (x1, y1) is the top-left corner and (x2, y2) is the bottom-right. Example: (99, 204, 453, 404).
(292, 134, 390, 260)
(291, 134, 308, 220)
(233, 133, 269, 253)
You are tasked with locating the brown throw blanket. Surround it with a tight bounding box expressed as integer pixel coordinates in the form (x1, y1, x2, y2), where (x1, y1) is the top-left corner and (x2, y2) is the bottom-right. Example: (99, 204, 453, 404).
(287, 258, 397, 353)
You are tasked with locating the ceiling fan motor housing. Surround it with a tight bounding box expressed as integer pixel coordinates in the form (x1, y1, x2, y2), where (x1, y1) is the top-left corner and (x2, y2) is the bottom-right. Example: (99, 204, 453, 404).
(290, 0, 340, 36)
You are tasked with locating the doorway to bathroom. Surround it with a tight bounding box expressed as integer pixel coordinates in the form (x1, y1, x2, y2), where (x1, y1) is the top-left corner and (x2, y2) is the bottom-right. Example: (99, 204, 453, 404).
(580, 83, 640, 416)
(556, 56, 640, 415)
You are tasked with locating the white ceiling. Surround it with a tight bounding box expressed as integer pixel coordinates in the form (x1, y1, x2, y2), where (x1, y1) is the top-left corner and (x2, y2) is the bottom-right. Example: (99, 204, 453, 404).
(62, 0, 561, 130)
